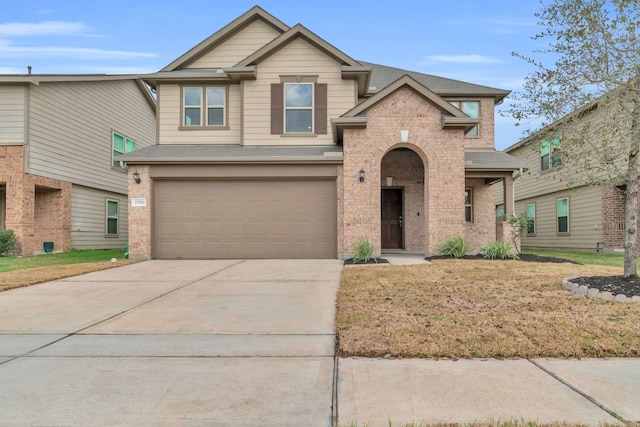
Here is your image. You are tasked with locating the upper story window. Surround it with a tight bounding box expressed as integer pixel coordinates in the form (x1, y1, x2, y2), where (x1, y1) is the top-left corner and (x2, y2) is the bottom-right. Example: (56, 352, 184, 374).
(183, 86, 227, 128)
(540, 135, 562, 171)
(271, 77, 327, 136)
(285, 83, 313, 133)
(449, 101, 480, 136)
(112, 132, 135, 169)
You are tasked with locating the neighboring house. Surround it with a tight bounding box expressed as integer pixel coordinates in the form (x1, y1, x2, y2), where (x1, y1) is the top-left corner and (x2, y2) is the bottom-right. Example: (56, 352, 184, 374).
(495, 99, 629, 252)
(122, 6, 527, 260)
(0, 75, 156, 255)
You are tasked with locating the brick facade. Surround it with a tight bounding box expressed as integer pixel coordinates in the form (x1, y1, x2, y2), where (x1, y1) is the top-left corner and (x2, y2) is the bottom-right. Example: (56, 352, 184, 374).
(0, 146, 71, 255)
(601, 184, 640, 250)
(127, 166, 152, 259)
(342, 87, 490, 257)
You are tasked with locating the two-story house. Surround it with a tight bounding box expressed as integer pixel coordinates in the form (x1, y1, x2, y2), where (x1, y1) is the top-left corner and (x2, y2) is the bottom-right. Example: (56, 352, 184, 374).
(122, 6, 527, 260)
(0, 75, 156, 255)
(496, 96, 633, 252)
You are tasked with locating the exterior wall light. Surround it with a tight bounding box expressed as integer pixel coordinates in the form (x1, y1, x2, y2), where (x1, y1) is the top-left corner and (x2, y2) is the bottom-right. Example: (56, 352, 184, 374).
(359, 169, 365, 183)
(400, 130, 409, 142)
(133, 170, 141, 184)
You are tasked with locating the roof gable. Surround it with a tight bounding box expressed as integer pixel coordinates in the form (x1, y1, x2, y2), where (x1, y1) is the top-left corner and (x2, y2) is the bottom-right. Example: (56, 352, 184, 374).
(235, 24, 361, 67)
(342, 74, 466, 118)
(162, 6, 289, 72)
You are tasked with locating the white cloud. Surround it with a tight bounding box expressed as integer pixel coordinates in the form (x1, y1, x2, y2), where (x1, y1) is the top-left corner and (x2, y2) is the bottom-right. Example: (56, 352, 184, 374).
(0, 21, 91, 37)
(0, 41, 157, 60)
(428, 54, 501, 64)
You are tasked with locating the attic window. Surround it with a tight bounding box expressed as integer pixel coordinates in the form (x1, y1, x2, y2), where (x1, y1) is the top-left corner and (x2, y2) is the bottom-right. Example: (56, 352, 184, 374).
(449, 101, 480, 136)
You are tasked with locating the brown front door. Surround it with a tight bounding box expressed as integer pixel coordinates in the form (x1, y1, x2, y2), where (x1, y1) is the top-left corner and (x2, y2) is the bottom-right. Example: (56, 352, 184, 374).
(381, 188, 403, 249)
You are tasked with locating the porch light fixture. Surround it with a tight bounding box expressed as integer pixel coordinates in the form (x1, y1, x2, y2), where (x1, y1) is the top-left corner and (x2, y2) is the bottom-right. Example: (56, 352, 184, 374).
(133, 170, 141, 185)
(359, 169, 365, 183)
(400, 130, 409, 142)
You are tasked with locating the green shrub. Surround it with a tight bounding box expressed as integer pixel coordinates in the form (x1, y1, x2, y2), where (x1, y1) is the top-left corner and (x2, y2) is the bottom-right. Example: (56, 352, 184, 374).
(436, 235, 468, 258)
(351, 238, 376, 264)
(480, 239, 519, 260)
(0, 229, 17, 257)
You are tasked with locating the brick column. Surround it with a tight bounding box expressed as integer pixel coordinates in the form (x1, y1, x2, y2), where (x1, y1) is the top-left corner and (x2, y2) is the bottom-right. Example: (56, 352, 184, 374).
(128, 166, 152, 259)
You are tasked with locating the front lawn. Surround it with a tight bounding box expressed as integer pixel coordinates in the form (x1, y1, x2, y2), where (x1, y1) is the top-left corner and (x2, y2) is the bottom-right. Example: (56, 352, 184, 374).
(0, 249, 141, 292)
(336, 259, 640, 359)
(523, 247, 632, 268)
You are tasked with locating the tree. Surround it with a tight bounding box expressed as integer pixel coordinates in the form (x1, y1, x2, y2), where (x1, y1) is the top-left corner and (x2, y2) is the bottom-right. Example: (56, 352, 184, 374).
(505, 0, 640, 278)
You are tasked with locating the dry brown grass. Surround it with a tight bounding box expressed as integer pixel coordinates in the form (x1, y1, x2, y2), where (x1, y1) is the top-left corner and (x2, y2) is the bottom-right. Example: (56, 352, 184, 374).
(337, 259, 640, 359)
(0, 260, 142, 292)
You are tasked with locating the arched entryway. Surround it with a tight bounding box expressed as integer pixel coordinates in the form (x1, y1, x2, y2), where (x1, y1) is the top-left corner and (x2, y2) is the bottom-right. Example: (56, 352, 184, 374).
(380, 147, 426, 252)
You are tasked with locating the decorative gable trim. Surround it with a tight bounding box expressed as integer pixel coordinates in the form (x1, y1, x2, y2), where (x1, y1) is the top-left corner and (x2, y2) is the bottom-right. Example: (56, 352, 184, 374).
(161, 6, 289, 72)
(235, 24, 361, 68)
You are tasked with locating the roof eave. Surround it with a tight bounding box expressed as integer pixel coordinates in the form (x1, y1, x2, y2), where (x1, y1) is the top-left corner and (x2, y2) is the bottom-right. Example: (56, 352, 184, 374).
(341, 66, 372, 97)
(442, 116, 481, 132)
(122, 156, 343, 165)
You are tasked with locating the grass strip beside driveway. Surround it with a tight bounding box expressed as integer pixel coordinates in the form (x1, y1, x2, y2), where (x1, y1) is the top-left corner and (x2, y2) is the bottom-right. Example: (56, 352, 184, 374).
(337, 259, 640, 359)
(0, 249, 141, 292)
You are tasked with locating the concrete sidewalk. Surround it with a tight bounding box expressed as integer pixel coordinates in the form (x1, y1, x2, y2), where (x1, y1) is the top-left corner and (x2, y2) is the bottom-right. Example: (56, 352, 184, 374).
(337, 357, 640, 426)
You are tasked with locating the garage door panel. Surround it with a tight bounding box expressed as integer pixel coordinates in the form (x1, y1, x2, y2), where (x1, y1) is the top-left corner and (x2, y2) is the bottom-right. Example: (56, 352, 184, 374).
(155, 179, 336, 259)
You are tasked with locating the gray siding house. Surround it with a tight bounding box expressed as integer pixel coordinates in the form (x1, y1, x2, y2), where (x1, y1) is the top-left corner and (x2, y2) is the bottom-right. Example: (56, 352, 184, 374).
(0, 75, 156, 255)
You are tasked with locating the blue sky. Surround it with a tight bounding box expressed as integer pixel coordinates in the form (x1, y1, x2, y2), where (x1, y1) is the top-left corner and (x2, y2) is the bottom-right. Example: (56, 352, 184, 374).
(0, 0, 547, 149)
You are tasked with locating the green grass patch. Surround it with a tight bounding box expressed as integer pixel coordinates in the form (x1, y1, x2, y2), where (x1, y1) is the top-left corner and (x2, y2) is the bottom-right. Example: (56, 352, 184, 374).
(522, 247, 632, 268)
(0, 249, 126, 273)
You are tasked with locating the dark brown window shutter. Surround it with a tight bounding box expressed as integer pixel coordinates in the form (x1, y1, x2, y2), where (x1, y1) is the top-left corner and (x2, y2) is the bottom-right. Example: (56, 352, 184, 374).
(271, 83, 283, 134)
(315, 83, 327, 134)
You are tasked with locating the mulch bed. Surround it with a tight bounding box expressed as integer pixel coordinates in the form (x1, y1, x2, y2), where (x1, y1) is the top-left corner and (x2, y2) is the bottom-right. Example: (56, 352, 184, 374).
(424, 253, 580, 264)
(343, 258, 389, 265)
(425, 253, 640, 298)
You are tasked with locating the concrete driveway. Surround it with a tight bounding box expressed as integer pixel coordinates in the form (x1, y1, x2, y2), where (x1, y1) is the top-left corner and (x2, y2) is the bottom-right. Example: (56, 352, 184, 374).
(0, 259, 342, 426)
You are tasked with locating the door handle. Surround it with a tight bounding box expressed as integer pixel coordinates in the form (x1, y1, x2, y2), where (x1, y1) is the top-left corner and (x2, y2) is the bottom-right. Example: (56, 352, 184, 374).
(398, 216, 403, 229)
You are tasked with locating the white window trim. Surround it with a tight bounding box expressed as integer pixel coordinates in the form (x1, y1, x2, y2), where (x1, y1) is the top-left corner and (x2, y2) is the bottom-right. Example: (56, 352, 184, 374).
(557, 197, 570, 234)
(284, 82, 314, 134)
(112, 131, 136, 170)
(105, 198, 119, 238)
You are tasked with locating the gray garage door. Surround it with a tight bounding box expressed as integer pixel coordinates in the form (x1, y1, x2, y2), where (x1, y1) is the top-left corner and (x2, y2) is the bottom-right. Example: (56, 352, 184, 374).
(154, 179, 337, 259)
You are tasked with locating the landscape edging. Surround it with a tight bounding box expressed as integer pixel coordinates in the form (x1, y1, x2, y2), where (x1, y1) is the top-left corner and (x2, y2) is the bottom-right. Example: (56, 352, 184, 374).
(562, 276, 640, 303)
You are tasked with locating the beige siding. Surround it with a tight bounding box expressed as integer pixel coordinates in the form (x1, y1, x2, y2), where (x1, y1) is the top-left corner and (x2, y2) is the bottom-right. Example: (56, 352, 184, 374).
(157, 84, 241, 144)
(0, 86, 26, 144)
(27, 80, 156, 194)
(243, 37, 356, 146)
(71, 185, 128, 249)
(187, 19, 282, 68)
(517, 185, 603, 250)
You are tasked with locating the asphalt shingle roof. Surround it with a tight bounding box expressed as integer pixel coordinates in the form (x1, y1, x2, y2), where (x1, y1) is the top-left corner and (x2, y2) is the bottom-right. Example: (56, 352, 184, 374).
(464, 149, 529, 171)
(119, 144, 343, 163)
(360, 61, 510, 102)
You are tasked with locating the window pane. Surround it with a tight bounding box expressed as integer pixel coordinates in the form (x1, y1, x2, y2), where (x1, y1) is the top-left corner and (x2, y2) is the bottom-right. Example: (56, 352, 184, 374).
(462, 101, 479, 118)
(526, 204, 535, 218)
(113, 133, 124, 152)
(285, 84, 312, 107)
(527, 220, 535, 234)
(107, 200, 118, 217)
(465, 206, 472, 222)
(207, 88, 224, 106)
(465, 126, 479, 137)
(464, 190, 471, 205)
(551, 135, 561, 150)
(557, 198, 568, 216)
(285, 110, 313, 132)
(125, 139, 135, 153)
(184, 88, 201, 106)
(207, 108, 224, 126)
(107, 218, 118, 235)
(541, 154, 549, 170)
(558, 216, 569, 233)
(185, 108, 201, 126)
(552, 151, 562, 167)
(540, 140, 550, 155)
